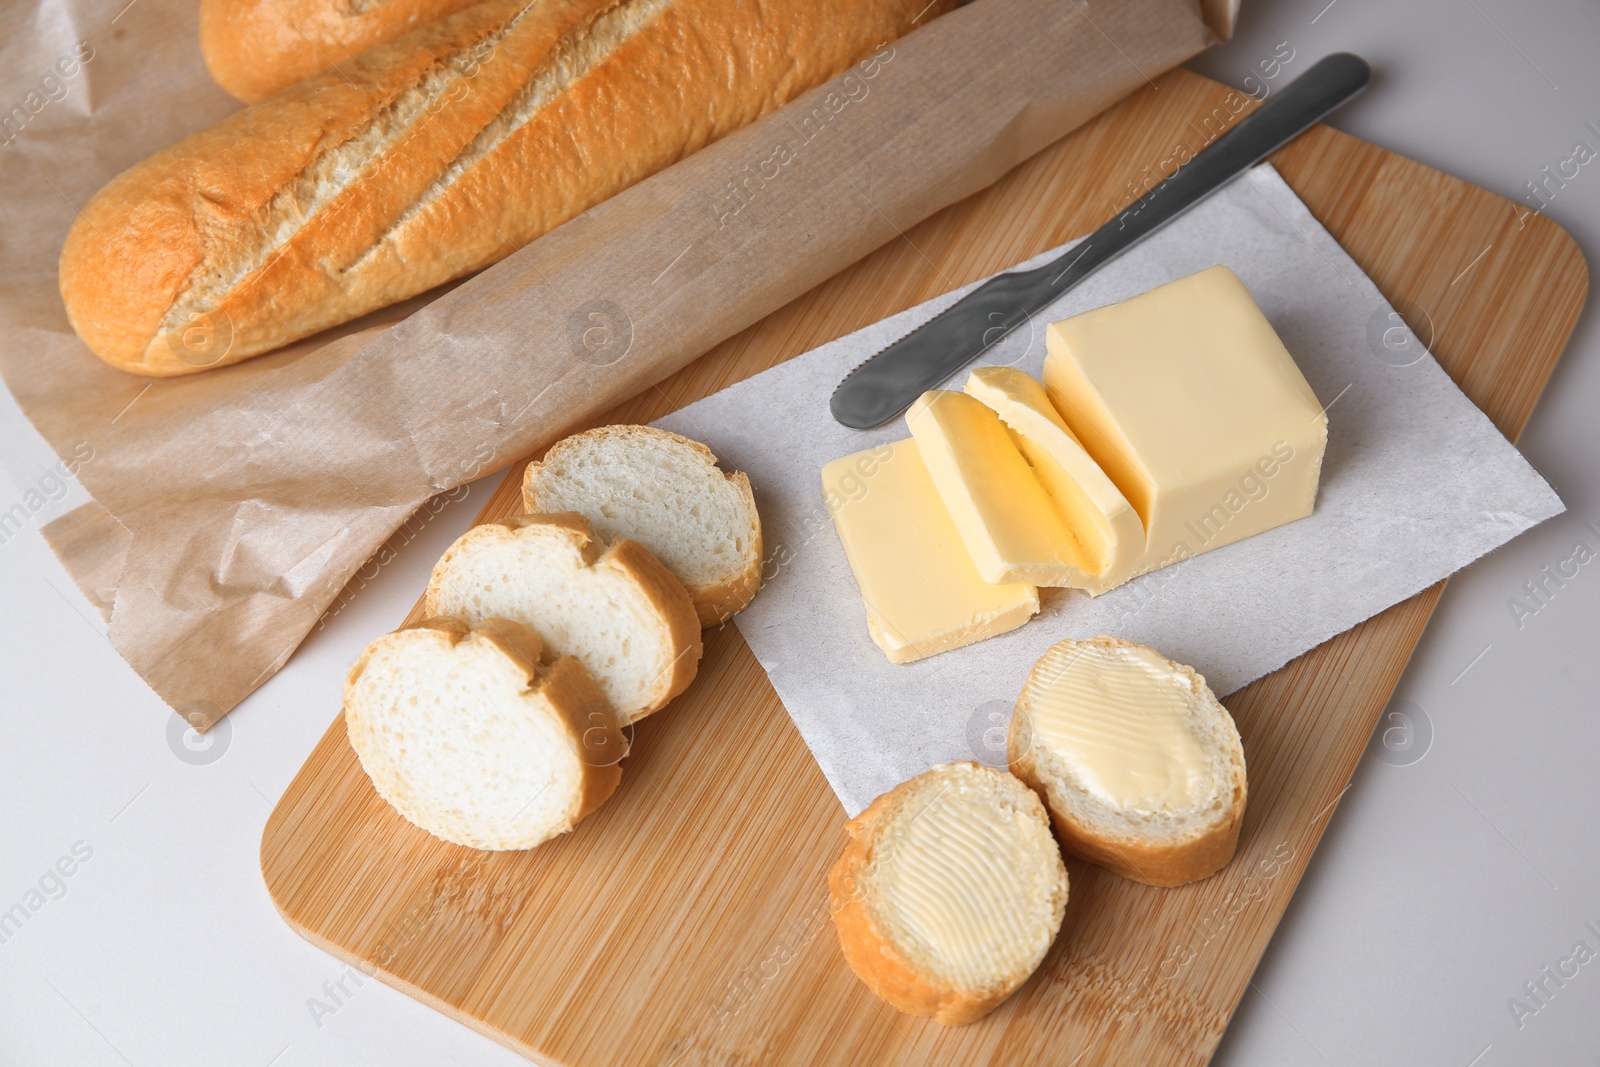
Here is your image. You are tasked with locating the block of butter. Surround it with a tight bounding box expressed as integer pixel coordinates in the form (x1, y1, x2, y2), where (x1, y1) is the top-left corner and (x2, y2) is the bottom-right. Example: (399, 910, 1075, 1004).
(822, 440, 1038, 664)
(1044, 265, 1327, 576)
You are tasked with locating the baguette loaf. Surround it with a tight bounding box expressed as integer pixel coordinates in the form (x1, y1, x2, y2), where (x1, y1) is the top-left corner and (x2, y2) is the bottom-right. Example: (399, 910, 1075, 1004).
(61, 0, 954, 376)
(1009, 637, 1248, 887)
(829, 762, 1069, 1026)
(201, 0, 487, 103)
(344, 615, 626, 850)
(424, 512, 701, 724)
(522, 425, 763, 626)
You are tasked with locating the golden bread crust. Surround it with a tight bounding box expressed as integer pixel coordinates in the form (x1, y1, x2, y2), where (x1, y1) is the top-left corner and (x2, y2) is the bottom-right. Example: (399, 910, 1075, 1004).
(200, 0, 489, 103)
(63, 0, 955, 375)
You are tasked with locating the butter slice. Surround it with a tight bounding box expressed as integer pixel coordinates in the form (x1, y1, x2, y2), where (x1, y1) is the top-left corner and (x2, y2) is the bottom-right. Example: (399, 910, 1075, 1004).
(1018, 640, 1209, 813)
(822, 440, 1038, 664)
(963, 367, 1146, 594)
(905, 390, 1090, 587)
(1044, 265, 1327, 576)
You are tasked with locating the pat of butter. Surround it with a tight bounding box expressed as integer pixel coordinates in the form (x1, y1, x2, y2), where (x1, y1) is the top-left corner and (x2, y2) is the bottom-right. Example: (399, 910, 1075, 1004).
(874, 784, 1046, 988)
(1019, 640, 1208, 812)
(822, 440, 1038, 664)
(906, 389, 1092, 587)
(962, 367, 1145, 594)
(1044, 265, 1327, 576)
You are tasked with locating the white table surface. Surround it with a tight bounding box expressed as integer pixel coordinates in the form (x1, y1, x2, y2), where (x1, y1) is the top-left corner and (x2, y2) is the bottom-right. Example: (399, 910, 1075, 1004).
(2, 1, 1597, 1064)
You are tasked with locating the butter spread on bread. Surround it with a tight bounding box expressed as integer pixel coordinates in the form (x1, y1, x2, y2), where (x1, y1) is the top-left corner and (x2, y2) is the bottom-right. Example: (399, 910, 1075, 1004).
(61, 0, 957, 375)
(1010, 636, 1248, 887)
(829, 762, 1068, 1025)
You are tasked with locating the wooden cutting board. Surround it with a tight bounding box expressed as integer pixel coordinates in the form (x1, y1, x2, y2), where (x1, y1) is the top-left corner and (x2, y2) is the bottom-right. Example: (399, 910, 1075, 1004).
(261, 68, 1587, 1065)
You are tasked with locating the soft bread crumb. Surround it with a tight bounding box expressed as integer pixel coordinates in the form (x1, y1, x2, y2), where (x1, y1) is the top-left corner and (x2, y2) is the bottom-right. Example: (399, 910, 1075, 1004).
(423, 513, 701, 725)
(523, 425, 763, 627)
(343, 616, 625, 851)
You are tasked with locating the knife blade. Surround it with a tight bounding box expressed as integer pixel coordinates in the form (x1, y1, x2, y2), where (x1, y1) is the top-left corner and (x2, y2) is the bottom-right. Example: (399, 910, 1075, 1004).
(829, 52, 1371, 429)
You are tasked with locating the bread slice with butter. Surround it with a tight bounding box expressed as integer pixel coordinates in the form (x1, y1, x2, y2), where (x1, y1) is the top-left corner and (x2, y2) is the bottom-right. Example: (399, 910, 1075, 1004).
(1009, 637, 1247, 887)
(344, 616, 626, 851)
(424, 513, 701, 725)
(963, 367, 1146, 593)
(522, 426, 762, 627)
(829, 762, 1069, 1025)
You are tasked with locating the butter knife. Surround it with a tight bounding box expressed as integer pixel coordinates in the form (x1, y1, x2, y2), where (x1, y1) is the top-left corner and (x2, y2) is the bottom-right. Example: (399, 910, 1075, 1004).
(829, 52, 1371, 429)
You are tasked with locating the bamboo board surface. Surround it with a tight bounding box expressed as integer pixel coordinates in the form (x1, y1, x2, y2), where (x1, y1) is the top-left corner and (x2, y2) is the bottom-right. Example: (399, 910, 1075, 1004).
(261, 68, 1588, 1066)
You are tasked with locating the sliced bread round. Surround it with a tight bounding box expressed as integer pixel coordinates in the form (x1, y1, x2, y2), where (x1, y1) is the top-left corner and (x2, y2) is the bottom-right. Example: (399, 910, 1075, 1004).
(344, 616, 627, 851)
(1009, 636, 1248, 887)
(829, 762, 1069, 1026)
(521, 425, 763, 627)
(424, 513, 701, 725)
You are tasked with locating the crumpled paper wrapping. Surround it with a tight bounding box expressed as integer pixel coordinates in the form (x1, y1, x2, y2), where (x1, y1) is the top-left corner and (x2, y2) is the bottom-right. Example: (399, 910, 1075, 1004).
(0, 0, 1233, 726)
(656, 165, 1565, 817)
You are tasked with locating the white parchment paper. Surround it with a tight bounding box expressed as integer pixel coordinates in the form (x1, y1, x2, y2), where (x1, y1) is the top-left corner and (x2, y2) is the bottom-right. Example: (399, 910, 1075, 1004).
(658, 165, 1564, 817)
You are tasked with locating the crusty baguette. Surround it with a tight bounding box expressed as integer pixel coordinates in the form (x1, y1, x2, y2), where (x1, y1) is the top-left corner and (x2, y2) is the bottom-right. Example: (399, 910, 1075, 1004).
(522, 425, 763, 627)
(829, 762, 1069, 1026)
(1009, 636, 1248, 887)
(424, 512, 700, 724)
(61, 0, 954, 376)
(200, 0, 487, 103)
(344, 615, 626, 850)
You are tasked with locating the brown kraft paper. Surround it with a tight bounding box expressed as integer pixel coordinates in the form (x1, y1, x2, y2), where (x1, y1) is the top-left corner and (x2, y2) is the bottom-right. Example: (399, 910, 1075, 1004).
(0, 0, 1235, 727)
